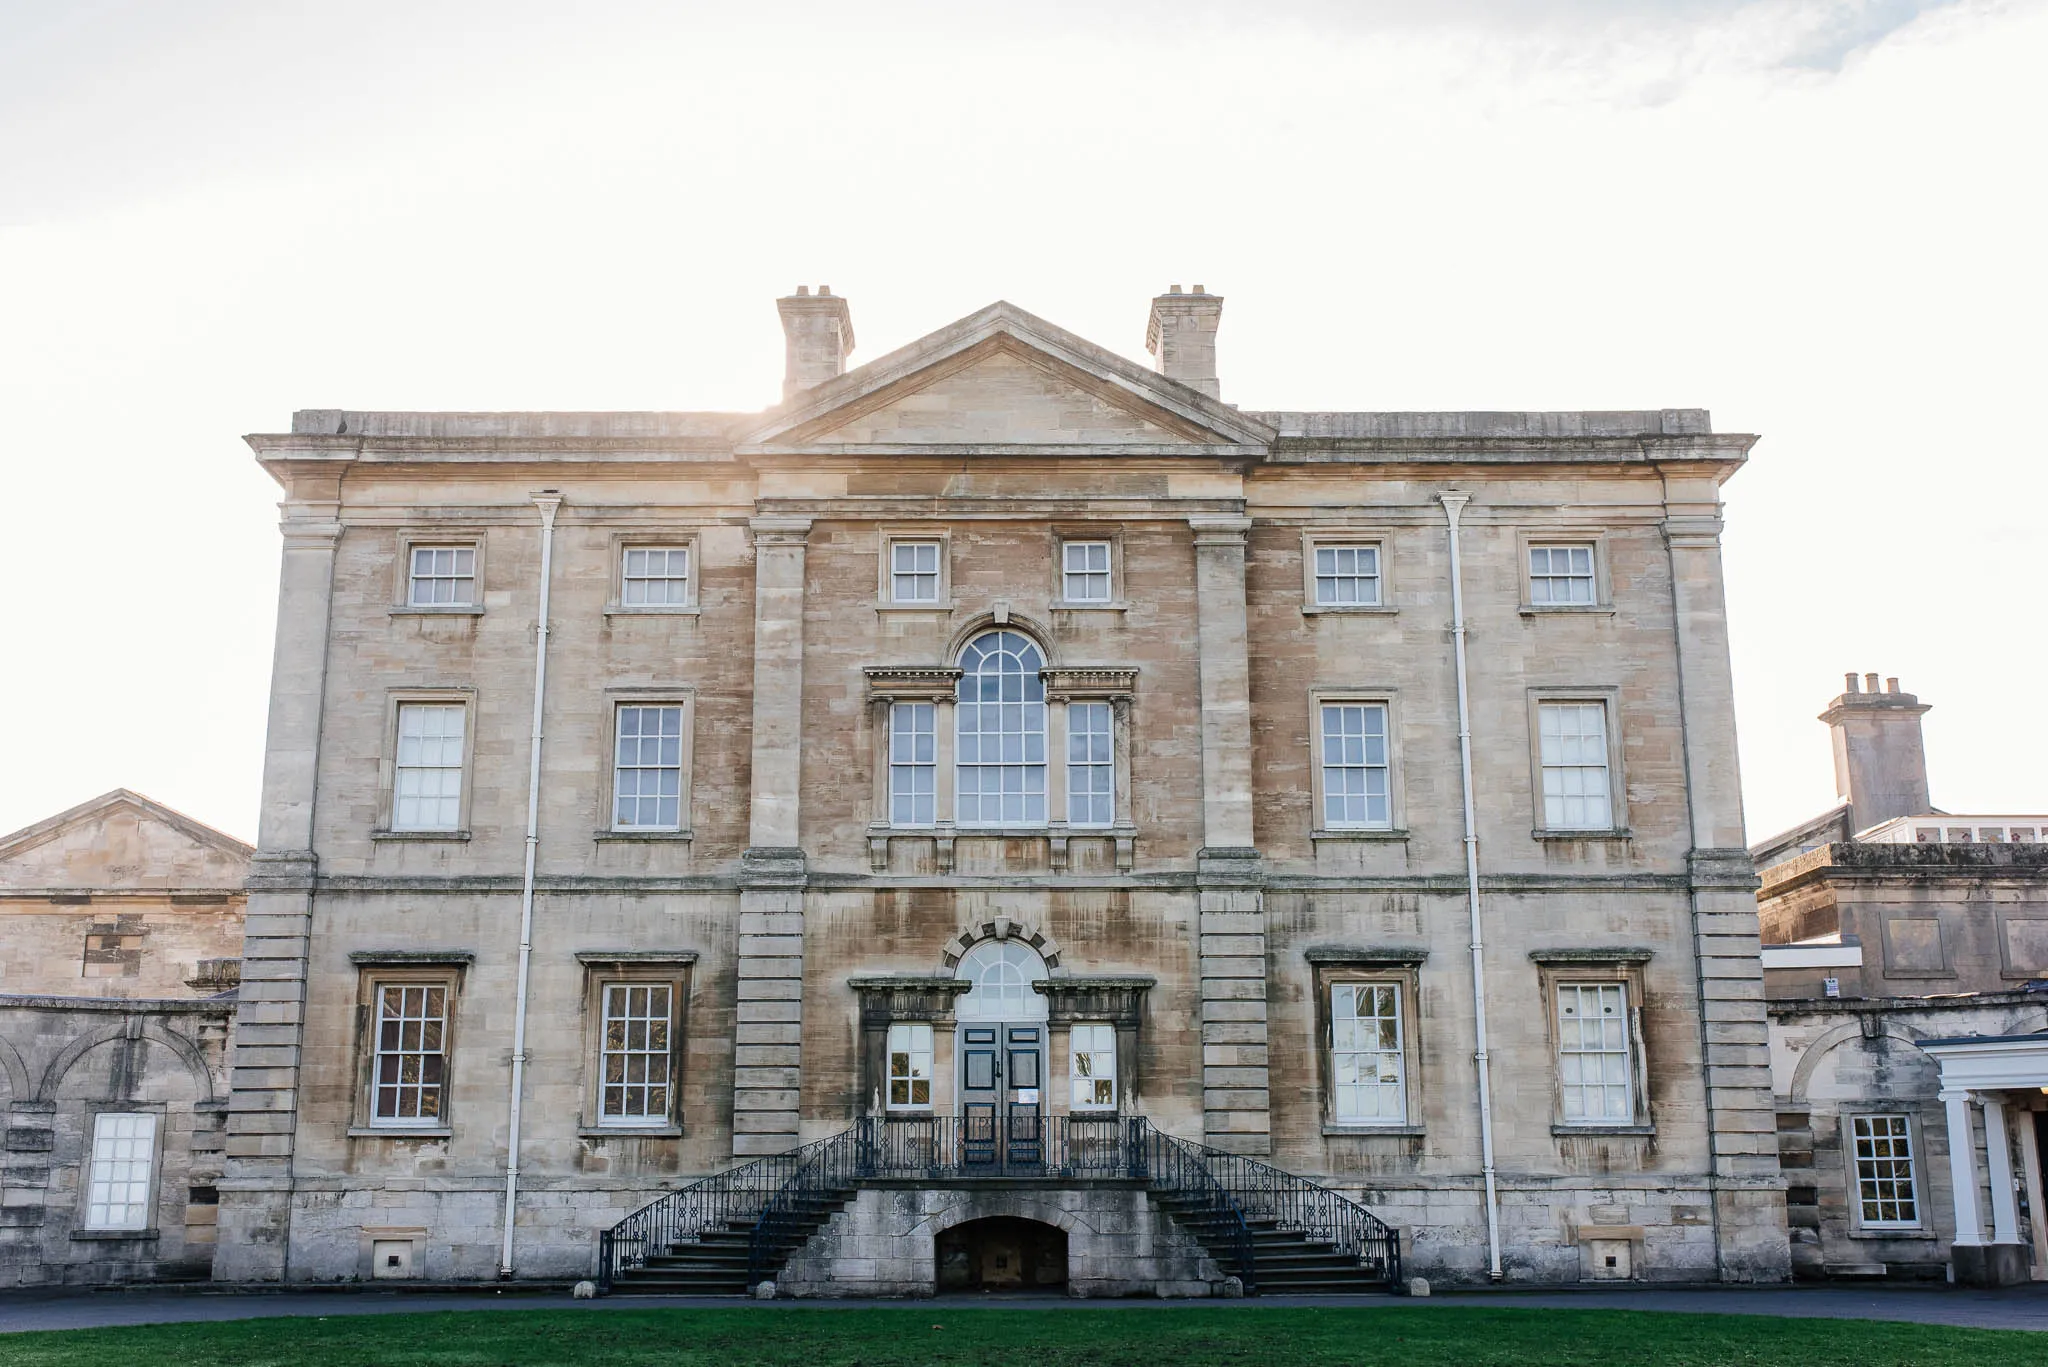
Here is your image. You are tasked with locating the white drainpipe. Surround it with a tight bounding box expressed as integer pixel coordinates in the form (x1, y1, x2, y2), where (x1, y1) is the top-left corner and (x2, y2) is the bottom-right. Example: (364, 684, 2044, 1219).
(500, 490, 561, 1279)
(1439, 490, 1504, 1281)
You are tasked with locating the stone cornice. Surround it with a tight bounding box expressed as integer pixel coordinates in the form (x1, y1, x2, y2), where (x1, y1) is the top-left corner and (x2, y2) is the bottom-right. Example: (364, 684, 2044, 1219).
(1043, 667, 1139, 699)
(864, 666, 964, 699)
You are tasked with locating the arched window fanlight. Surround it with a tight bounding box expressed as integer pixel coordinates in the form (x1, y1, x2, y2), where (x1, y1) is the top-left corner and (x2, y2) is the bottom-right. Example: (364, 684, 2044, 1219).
(955, 939, 1050, 1021)
(956, 630, 1046, 826)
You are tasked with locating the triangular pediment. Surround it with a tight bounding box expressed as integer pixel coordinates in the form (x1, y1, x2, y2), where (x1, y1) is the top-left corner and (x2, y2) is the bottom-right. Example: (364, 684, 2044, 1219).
(740, 302, 1274, 453)
(0, 789, 252, 892)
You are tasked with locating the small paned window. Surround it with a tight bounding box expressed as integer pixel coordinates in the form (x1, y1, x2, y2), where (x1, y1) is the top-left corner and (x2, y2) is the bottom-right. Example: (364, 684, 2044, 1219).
(1066, 701, 1114, 827)
(1852, 1114, 1919, 1226)
(1070, 1024, 1117, 1111)
(84, 1112, 156, 1230)
(891, 541, 941, 602)
(372, 983, 449, 1125)
(1320, 703, 1391, 828)
(393, 703, 466, 831)
(956, 631, 1047, 826)
(889, 702, 937, 826)
(1062, 541, 1113, 603)
(1556, 983, 1631, 1123)
(1538, 702, 1611, 830)
(613, 704, 685, 830)
(1331, 984, 1405, 1123)
(599, 983, 673, 1125)
(887, 1023, 933, 1110)
(1528, 544, 1596, 605)
(1313, 544, 1381, 606)
(408, 545, 476, 606)
(622, 547, 691, 606)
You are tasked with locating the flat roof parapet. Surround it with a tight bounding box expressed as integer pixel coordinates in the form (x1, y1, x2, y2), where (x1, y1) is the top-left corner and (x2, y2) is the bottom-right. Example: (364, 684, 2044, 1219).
(1250, 410, 1712, 440)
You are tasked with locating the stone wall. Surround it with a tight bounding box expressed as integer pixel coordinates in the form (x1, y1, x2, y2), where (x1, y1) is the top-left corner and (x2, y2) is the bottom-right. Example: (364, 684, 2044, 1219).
(776, 1185, 1224, 1298)
(0, 997, 231, 1286)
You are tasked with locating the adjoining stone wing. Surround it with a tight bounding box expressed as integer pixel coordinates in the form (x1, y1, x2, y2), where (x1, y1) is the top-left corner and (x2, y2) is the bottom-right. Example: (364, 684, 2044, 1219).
(739, 300, 1275, 456)
(0, 789, 253, 896)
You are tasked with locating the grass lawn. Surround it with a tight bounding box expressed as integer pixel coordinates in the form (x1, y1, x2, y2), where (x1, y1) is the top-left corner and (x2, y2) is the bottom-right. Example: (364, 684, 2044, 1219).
(2, 1306, 2041, 1367)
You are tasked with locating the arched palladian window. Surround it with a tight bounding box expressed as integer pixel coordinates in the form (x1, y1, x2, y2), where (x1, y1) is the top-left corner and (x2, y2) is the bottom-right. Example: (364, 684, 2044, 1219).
(955, 939, 1050, 1021)
(955, 630, 1047, 826)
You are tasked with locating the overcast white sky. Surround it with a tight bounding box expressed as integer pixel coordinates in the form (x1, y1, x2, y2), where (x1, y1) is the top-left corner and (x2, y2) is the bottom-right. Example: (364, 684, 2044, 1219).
(2, 0, 2043, 845)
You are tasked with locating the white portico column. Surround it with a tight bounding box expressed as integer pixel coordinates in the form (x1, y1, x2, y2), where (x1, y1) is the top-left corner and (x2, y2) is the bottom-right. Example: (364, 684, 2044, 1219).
(1941, 1088, 1987, 1247)
(1981, 1095, 2021, 1246)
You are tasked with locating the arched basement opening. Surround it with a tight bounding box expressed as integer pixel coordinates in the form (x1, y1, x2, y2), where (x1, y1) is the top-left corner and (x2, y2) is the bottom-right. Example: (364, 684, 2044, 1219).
(935, 1217, 1068, 1293)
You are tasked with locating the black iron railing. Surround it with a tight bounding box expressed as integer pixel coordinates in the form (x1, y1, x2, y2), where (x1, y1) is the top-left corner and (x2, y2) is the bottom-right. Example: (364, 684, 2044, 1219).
(1175, 1138, 1401, 1287)
(601, 1115, 1392, 1293)
(597, 1132, 844, 1290)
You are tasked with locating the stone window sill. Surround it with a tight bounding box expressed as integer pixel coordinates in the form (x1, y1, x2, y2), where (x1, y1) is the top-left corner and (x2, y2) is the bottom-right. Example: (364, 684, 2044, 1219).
(1533, 828, 1632, 842)
(580, 1124, 683, 1140)
(593, 829, 694, 842)
(875, 600, 955, 613)
(1552, 1123, 1655, 1137)
(389, 605, 484, 617)
(1323, 1124, 1425, 1138)
(373, 829, 472, 842)
(1311, 828, 1409, 843)
(348, 1126, 452, 1140)
(1519, 605, 1617, 617)
(1302, 604, 1398, 617)
(72, 1228, 159, 1242)
(603, 604, 700, 618)
(1052, 600, 1130, 613)
(1849, 1226, 1938, 1240)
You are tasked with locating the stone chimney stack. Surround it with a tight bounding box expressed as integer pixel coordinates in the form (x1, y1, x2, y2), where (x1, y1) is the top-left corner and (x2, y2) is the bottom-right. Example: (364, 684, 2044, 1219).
(1146, 284, 1223, 400)
(776, 285, 856, 402)
(1821, 672, 1932, 831)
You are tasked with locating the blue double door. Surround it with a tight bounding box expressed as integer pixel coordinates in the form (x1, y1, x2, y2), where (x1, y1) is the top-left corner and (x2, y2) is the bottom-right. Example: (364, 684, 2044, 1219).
(958, 1022, 1045, 1172)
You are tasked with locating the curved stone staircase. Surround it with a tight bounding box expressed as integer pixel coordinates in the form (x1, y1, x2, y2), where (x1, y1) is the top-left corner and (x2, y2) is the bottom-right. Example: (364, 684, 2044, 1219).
(599, 1117, 1399, 1296)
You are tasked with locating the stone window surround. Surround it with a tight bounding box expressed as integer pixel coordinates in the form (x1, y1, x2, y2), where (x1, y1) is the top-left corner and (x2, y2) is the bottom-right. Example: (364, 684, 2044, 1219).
(1516, 527, 1616, 616)
(593, 687, 697, 840)
(877, 526, 952, 610)
(864, 662, 1139, 873)
(371, 688, 478, 841)
(73, 1103, 167, 1240)
(574, 950, 696, 1138)
(1299, 527, 1397, 615)
(1525, 687, 1631, 840)
(345, 951, 473, 1139)
(1307, 687, 1408, 843)
(604, 529, 702, 616)
(1842, 1106, 1935, 1238)
(1529, 948, 1655, 1136)
(1305, 947, 1428, 1137)
(1049, 524, 1129, 611)
(391, 529, 487, 616)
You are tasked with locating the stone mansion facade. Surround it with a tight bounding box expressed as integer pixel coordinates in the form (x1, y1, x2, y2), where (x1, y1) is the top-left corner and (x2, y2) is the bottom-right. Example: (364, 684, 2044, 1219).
(216, 286, 1790, 1288)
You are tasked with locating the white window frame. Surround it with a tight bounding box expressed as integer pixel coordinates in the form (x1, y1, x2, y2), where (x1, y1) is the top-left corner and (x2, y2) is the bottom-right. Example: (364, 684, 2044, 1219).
(955, 630, 1049, 828)
(1527, 542, 1597, 606)
(1065, 700, 1115, 829)
(1517, 529, 1610, 613)
(1528, 691, 1626, 836)
(368, 978, 453, 1129)
(1300, 531, 1394, 613)
(597, 981, 676, 1128)
(881, 534, 947, 606)
(887, 1022, 934, 1111)
(1309, 690, 1403, 837)
(1069, 1023, 1118, 1112)
(620, 544, 692, 608)
(83, 1111, 157, 1231)
(1849, 1113, 1923, 1230)
(1554, 981, 1634, 1126)
(1060, 539, 1115, 605)
(388, 698, 472, 834)
(611, 701, 690, 833)
(1330, 982, 1407, 1125)
(888, 700, 938, 828)
(404, 541, 479, 608)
